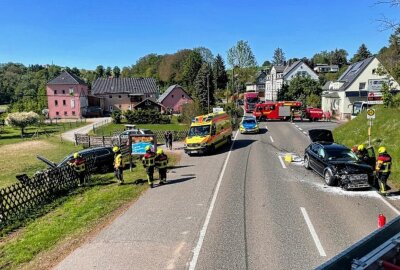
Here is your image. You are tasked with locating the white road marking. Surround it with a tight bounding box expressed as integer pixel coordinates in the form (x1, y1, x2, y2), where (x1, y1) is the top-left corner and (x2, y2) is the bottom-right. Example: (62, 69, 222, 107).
(300, 207, 327, 257)
(378, 196, 400, 215)
(298, 127, 303, 131)
(265, 124, 268, 129)
(303, 131, 307, 135)
(270, 136, 274, 143)
(188, 131, 239, 270)
(278, 156, 287, 169)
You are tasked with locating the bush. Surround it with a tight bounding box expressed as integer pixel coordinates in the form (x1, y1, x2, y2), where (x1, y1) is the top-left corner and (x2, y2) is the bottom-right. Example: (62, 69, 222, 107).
(123, 110, 170, 124)
(179, 102, 202, 124)
(393, 93, 400, 108)
(111, 110, 122, 124)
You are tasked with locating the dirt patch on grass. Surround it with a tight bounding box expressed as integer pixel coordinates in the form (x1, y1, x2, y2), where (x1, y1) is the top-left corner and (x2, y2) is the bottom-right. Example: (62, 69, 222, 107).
(0, 140, 53, 155)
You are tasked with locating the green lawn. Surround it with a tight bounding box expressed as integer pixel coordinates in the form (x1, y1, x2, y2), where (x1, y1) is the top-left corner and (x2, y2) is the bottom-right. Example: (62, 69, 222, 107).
(0, 121, 87, 146)
(0, 150, 179, 270)
(0, 137, 83, 189)
(333, 106, 400, 187)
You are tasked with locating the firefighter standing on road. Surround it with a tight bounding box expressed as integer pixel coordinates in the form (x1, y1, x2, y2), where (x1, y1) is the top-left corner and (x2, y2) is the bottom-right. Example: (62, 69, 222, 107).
(113, 146, 124, 184)
(68, 152, 86, 186)
(155, 148, 168, 185)
(142, 145, 156, 188)
(376, 146, 392, 195)
(290, 108, 295, 122)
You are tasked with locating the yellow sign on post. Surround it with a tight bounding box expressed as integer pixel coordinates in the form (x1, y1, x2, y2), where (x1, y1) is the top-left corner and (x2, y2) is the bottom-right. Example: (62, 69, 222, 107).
(367, 109, 375, 119)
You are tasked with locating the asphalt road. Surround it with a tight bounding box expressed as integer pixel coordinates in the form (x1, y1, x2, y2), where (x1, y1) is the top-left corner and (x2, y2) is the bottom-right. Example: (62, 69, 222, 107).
(55, 119, 400, 270)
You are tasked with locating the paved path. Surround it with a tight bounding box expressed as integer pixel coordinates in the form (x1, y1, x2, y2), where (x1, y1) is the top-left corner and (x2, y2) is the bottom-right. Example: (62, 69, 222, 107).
(55, 121, 400, 270)
(60, 117, 111, 142)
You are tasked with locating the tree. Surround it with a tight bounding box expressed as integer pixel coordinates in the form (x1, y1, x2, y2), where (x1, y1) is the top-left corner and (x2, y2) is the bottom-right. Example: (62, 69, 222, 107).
(262, 60, 272, 67)
(351, 44, 372, 63)
(6, 111, 39, 137)
(381, 82, 394, 107)
(194, 47, 214, 65)
(194, 63, 215, 113)
(182, 50, 203, 92)
(105, 66, 112, 77)
(272, 48, 286, 65)
(113, 66, 121, 78)
(227, 40, 257, 68)
(312, 51, 330, 65)
(95, 65, 105, 78)
(376, 0, 400, 30)
(212, 54, 228, 90)
(378, 27, 400, 82)
(121, 67, 131, 77)
(280, 76, 322, 105)
(330, 49, 348, 67)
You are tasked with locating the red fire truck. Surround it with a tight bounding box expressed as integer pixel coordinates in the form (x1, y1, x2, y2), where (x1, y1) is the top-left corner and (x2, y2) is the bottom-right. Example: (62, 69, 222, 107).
(243, 92, 259, 113)
(253, 101, 302, 120)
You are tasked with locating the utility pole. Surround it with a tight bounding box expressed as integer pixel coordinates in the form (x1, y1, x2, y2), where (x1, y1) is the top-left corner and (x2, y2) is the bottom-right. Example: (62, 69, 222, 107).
(207, 74, 210, 113)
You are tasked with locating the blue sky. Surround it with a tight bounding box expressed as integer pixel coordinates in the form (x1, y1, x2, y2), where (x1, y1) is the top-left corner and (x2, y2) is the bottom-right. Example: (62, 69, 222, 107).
(0, 0, 398, 69)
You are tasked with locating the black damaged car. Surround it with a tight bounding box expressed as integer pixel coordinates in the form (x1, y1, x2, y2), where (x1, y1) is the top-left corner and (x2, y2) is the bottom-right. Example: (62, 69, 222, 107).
(304, 129, 375, 189)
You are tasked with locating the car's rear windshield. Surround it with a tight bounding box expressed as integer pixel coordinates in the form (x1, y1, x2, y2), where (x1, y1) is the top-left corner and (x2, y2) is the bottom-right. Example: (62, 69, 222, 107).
(243, 119, 256, 125)
(325, 148, 358, 162)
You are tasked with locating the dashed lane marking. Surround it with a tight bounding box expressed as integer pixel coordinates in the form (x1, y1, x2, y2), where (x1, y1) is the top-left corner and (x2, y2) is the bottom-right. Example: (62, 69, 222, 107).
(270, 136, 274, 143)
(298, 127, 303, 131)
(278, 156, 287, 169)
(300, 207, 326, 257)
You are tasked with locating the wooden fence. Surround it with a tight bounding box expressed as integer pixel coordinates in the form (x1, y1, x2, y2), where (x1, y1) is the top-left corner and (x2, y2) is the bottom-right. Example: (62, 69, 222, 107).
(75, 130, 188, 147)
(0, 157, 95, 228)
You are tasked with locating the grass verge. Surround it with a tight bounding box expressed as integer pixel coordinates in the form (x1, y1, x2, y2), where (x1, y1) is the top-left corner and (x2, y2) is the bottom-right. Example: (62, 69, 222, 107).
(333, 106, 400, 188)
(0, 153, 180, 270)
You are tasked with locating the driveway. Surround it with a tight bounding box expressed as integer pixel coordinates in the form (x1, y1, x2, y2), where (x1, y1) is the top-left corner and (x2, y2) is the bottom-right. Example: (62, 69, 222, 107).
(61, 117, 111, 142)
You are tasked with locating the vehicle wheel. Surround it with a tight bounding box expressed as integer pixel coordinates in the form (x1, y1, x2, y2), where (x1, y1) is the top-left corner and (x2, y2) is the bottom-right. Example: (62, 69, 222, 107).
(99, 164, 111, 174)
(304, 155, 311, 170)
(324, 169, 337, 186)
(208, 144, 215, 154)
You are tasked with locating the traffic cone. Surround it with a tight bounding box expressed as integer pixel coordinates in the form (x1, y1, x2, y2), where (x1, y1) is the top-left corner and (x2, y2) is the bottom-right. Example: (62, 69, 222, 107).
(378, 214, 386, 228)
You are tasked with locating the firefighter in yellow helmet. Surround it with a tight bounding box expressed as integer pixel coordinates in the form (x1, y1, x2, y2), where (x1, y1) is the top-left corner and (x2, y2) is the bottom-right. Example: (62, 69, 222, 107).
(155, 148, 168, 185)
(376, 146, 392, 195)
(113, 146, 124, 184)
(355, 144, 370, 163)
(142, 145, 156, 188)
(68, 152, 86, 186)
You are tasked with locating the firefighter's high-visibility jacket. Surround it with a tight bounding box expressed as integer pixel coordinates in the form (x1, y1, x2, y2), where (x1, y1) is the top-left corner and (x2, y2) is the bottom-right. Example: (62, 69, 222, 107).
(155, 154, 168, 169)
(376, 153, 392, 173)
(142, 152, 156, 167)
(114, 153, 123, 169)
(68, 157, 86, 173)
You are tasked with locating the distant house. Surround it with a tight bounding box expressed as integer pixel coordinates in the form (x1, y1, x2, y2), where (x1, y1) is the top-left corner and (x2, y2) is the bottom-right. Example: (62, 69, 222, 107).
(321, 57, 400, 119)
(47, 71, 88, 119)
(157, 85, 193, 113)
(91, 77, 158, 112)
(265, 61, 319, 101)
(133, 98, 165, 112)
(314, 64, 339, 73)
(246, 70, 267, 99)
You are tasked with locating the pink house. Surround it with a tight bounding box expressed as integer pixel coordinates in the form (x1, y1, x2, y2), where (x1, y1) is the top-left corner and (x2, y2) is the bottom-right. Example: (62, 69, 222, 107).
(47, 71, 88, 119)
(157, 85, 193, 113)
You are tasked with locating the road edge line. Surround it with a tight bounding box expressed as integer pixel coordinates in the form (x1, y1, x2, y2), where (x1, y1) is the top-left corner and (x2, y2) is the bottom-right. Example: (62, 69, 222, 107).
(300, 207, 327, 257)
(378, 195, 400, 215)
(188, 131, 239, 270)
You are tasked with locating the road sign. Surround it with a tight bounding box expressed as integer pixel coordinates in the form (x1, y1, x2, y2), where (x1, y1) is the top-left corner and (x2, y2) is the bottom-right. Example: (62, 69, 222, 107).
(367, 109, 375, 119)
(213, 107, 223, 113)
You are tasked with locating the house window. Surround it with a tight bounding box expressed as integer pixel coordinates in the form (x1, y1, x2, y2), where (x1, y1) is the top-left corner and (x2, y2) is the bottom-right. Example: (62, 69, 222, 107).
(72, 111, 76, 116)
(372, 69, 377, 75)
(69, 88, 74, 95)
(359, 82, 366, 90)
(109, 105, 113, 111)
(63, 100, 66, 106)
(55, 100, 58, 106)
(56, 111, 59, 116)
(109, 95, 112, 98)
(130, 96, 142, 102)
(54, 90, 57, 95)
(71, 99, 75, 108)
(64, 111, 68, 116)
(62, 90, 66, 94)
(182, 94, 185, 98)
(172, 95, 174, 98)
(118, 95, 122, 98)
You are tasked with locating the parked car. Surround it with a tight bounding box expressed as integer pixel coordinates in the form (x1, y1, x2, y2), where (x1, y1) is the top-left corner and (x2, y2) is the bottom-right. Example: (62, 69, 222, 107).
(117, 128, 154, 138)
(38, 147, 115, 174)
(304, 129, 375, 189)
(83, 106, 103, 118)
